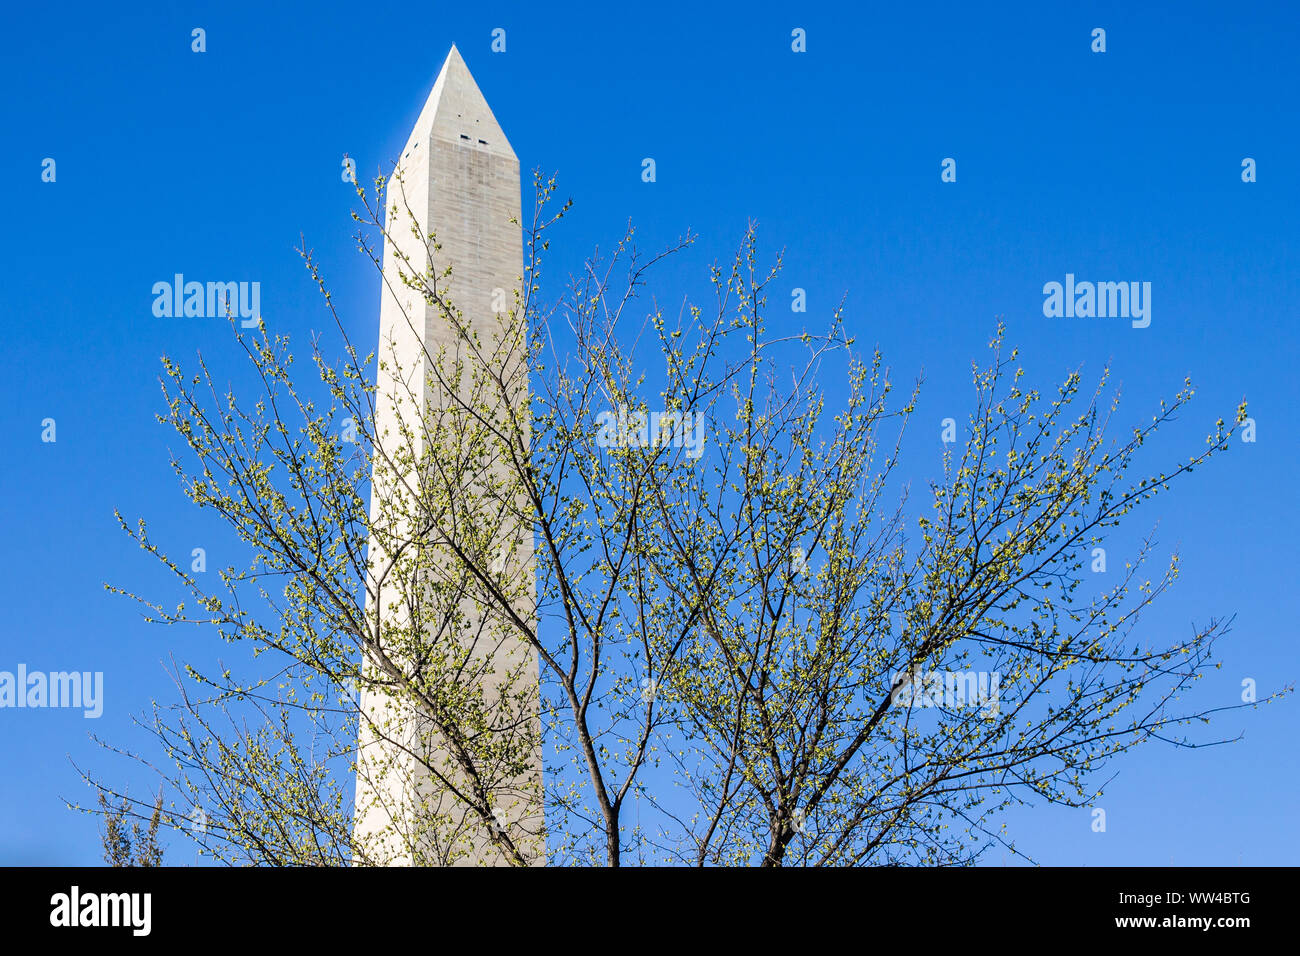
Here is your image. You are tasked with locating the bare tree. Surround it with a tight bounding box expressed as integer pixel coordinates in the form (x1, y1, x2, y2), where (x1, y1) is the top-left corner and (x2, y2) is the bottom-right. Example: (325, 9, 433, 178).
(644, 305, 1259, 865)
(99, 789, 164, 867)
(76, 168, 1280, 866)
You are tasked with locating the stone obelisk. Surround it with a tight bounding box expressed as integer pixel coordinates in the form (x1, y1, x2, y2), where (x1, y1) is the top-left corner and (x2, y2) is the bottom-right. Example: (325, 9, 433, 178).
(353, 45, 542, 866)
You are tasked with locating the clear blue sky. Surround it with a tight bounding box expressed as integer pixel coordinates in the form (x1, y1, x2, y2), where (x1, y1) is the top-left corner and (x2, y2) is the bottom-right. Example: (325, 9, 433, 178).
(2, 0, 1296, 865)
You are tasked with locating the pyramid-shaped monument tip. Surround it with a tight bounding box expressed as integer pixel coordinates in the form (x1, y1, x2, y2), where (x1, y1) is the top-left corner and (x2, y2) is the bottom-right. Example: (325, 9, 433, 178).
(408, 44, 514, 160)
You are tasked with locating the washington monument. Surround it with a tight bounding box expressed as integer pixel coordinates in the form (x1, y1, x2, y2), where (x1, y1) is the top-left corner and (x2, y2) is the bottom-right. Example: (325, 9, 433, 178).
(352, 45, 543, 866)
